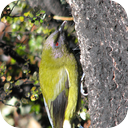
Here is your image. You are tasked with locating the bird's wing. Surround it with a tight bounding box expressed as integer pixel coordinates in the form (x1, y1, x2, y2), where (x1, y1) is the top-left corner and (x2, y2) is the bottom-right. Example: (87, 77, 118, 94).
(42, 67, 69, 128)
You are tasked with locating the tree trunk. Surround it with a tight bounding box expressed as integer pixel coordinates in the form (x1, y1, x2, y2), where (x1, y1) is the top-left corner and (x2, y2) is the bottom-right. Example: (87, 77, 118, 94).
(66, 0, 128, 127)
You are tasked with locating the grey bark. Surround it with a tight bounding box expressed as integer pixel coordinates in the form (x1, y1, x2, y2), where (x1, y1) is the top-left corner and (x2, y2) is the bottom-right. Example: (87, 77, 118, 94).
(66, 0, 128, 127)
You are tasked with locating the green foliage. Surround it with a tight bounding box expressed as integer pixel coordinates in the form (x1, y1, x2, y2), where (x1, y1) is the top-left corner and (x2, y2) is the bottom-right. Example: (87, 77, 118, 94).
(0, 1, 50, 127)
(30, 104, 40, 114)
(0, 62, 6, 76)
(28, 36, 43, 54)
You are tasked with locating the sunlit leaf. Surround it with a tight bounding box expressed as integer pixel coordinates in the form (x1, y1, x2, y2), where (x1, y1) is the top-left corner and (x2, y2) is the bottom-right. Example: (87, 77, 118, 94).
(19, 16, 24, 22)
(7, 76, 12, 81)
(24, 11, 30, 17)
(33, 17, 36, 20)
(32, 86, 36, 91)
(16, 45, 26, 56)
(36, 13, 40, 16)
(4, 83, 11, 92)
(40, 10, 45, 13)
(40, 19, 43, 23)
(30, 94, 39, 101)
(10, 58, 16, 64)
(34, 80, 39, 85)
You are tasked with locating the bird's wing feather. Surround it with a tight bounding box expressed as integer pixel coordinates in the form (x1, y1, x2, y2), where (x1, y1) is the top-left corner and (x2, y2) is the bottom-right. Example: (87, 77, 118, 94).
(43, 97, 54, 128)
(42, 67, 69, 128)
(51, 68, 69, 128)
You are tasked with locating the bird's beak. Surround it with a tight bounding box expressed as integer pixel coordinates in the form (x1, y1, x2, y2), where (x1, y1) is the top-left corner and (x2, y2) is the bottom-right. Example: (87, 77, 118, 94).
(59, 21, 67, 33)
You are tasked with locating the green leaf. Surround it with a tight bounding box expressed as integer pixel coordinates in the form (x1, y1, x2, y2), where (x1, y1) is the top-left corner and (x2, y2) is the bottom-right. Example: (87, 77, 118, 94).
(31, 104, 40, 114)
(19, 16, 24, 22)
(11, 58, 16, 64)
(24, 11, 30, 17)
(40, 19, 43, 23)
(7, 76, 12, 81)
(40, 10, 45, 13)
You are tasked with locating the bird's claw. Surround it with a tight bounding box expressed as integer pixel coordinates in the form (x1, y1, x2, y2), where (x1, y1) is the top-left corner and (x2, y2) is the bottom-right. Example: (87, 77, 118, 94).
(81, 73, 88, 96)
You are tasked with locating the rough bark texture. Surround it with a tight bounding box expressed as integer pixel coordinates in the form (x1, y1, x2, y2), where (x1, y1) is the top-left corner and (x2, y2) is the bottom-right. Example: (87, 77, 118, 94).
(66, 0, 128, 127)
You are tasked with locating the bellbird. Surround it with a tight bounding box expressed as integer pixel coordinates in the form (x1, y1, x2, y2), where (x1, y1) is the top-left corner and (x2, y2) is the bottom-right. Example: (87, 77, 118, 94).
(39, 21, 80, 128)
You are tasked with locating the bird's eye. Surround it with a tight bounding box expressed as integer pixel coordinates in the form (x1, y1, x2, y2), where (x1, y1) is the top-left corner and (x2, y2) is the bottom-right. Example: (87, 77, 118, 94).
(55, 42, 59, 47)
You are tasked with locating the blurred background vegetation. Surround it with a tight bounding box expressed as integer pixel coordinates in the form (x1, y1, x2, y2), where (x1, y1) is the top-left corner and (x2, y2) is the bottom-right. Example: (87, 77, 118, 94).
(0, 0, 89, 128)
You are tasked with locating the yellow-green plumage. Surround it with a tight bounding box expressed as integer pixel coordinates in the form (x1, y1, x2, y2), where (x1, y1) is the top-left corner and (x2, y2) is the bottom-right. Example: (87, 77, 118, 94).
(39, 21, 79, 128)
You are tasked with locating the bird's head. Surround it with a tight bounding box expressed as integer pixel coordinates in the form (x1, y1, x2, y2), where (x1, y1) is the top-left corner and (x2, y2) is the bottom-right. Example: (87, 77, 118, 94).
(43, 21, 67, 59)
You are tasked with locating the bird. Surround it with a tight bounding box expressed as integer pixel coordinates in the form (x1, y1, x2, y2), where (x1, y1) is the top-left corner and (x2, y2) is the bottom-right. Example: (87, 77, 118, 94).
(39, 21, 81, 128)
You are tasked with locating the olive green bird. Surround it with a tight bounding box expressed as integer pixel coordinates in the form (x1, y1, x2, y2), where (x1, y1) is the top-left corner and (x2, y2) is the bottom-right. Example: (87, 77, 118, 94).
(39, 21, 80, 128)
